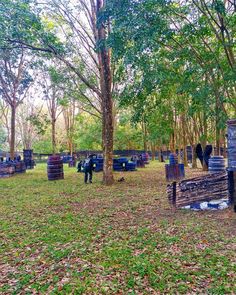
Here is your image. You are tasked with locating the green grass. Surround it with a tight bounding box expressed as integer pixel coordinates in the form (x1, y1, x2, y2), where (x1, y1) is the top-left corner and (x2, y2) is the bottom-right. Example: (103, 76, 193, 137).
(0, 162, 235, 294)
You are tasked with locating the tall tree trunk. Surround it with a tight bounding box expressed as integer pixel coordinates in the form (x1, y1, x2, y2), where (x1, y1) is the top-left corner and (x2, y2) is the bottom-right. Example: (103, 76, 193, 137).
(183, 146, 188, 167)
(192, 144, 197, 169)
(52, 119, 56, 154)
(151, 143, 155, 161)
(181, 115, 188, 166)
(97, 0, 114, 185)
(10, 105, 16, 160)
(141, 120, 148, 151)
(170, 133, 175, 153)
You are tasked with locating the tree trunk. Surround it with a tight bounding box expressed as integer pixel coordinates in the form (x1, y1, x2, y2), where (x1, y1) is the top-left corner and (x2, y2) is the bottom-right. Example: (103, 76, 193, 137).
(151, 143, 155, 161)
(170, 133, 175, 153)
(52, 119, 56, 154)
(10, 105, 16, 160)
(192, 144, 197, 169)
(183, 146, 188, 167)
(97, 0, 114, 185)
(68, 139, 73, 156)
(141, 120, 148, 151)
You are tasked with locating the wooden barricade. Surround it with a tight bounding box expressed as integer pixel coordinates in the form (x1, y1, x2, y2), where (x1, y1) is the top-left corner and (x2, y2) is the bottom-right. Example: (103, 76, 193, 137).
(167, 172, 228, 208)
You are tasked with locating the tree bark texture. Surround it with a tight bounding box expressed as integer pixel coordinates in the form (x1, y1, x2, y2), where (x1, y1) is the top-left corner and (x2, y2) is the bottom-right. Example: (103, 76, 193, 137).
(52, 119, 56, 154)
(96, 0, 114, 185)
(10, 105, 16, 160)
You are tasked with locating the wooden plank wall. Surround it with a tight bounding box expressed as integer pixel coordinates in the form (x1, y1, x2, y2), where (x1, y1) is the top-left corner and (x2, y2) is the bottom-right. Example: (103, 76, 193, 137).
(167, 172, 228, 208)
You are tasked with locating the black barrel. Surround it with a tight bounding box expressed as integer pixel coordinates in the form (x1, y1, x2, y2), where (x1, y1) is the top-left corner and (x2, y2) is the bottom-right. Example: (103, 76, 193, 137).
(208, 156, 225, 174)
(227, 120, 236, 171)
(47, 155, 64, 180)
(23, 149, 35, 169)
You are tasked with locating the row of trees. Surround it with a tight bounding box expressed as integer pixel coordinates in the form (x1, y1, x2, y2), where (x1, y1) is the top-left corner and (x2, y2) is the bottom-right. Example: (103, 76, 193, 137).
(0, 101, 144, 154)
(107, 0, 235, 168)
(0, 0, 235, 183)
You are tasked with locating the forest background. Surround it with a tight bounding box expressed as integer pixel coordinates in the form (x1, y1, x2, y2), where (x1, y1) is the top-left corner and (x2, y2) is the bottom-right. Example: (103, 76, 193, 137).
(0, 0, 235, 172)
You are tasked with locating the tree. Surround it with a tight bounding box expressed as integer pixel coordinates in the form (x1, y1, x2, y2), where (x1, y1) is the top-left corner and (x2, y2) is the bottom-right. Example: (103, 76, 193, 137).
(17, 96, 47, 150)
(0, 47, 33, 158)
(0, 0, 115, 184)
(107, 0, 235, 165)
(40, 66, 64, 154)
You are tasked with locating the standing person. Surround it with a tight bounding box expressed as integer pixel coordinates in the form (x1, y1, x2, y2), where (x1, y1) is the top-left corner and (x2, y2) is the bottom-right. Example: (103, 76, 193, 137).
(83, 155, 94, 184)
(77, 160, 83, 172)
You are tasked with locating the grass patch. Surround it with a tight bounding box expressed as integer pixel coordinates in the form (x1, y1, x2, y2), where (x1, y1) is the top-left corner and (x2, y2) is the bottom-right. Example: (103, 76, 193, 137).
(0, 162, 235, 294)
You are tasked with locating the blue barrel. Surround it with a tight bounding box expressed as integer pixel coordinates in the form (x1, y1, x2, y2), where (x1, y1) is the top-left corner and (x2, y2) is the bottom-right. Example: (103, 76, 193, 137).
(227, 119, 236, 171)
(169, 153, 178, 165)
(208, 156, 225, 174)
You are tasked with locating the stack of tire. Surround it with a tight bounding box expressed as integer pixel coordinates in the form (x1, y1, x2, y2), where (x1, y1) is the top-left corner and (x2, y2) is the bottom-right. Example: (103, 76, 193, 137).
(47, 155, 64, 181)
(125, 161, 137, 171)
(0, 163, 15, 178)
(208, 156, 225, 174)
(93, 157, 103, 172)
(141, 153, 149, 164)
(131, 155, 145, 168)
(23, 149, 35, 169)
(14, 161, 26, 173)
(113, 158, 128, 171)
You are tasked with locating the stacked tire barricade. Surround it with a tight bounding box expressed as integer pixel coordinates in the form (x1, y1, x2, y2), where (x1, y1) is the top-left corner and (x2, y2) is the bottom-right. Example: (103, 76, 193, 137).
(0, 162, 15, 178)
(23, 149, 35, 169)
(0, 158, 26, 178)
(47, 155, 64, 181)
(91, 156, 137, 172)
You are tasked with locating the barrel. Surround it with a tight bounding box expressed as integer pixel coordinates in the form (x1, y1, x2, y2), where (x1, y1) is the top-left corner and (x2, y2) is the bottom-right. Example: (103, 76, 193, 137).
(227, 119, 236, 171)
(208, 156, 225, 174)
(169, 153, 178, 165)
(47, 155, 64, 180)
(0, 163, 15, 178)
(23, 149, 35, 169)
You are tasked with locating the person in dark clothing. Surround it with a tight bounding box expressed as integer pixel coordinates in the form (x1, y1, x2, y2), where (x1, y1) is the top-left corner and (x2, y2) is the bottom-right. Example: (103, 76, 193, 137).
(83, 155, 94, 183)
(77, 160, 83, 172)
(196, 143, 203, 165)
(203, 145, 213, 168)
